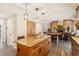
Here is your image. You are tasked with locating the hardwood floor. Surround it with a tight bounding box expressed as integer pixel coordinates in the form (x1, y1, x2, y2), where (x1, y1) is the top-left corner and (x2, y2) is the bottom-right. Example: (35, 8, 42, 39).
(48, 46, 71, 56)
(0, 39, 71, 56)
(48, 39, 71, 56)
(0, 45, 16, 56)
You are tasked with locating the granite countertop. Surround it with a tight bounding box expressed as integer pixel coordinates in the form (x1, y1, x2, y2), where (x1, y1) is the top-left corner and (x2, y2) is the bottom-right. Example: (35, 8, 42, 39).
(16, 35, 51, 47)
(72, 36, 79, 45)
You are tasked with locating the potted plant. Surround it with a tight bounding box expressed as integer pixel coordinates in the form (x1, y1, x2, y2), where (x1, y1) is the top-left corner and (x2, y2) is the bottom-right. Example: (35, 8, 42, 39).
(57, 25, 64, 32)
(48, 28, 51, 33)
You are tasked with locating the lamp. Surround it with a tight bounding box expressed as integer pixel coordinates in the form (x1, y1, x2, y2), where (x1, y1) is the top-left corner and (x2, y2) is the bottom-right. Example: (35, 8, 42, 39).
(35, 17, 39, 22)
(35, 8, 39, 22)
(41, 12, 45, 23)
(24, 13, 28, 19)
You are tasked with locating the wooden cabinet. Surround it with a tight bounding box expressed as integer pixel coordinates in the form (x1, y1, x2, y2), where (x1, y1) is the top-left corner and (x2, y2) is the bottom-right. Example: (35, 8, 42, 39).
(17, 43, 30, 56)
(71, 37, 79, 56)
(16, 37, 51, 56)
(27, 21, 35, 37)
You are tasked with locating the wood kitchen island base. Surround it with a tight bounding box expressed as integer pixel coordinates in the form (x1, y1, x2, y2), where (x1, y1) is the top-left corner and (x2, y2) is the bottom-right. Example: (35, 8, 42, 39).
(71, 36, 79, 56)
(16, 35, 51, 56)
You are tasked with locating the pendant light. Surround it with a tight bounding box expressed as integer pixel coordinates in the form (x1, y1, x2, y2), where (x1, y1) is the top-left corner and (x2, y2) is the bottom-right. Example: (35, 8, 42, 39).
(24, 13, 28, 19)
(35, 8, 39, 22)
(41, 12, 45, 23)
(24, 4, 28, 20)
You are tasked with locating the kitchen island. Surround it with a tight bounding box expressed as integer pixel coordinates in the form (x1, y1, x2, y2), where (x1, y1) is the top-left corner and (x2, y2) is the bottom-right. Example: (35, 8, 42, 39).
(71, 36, 79, 56)
(16, 35, 51, 56)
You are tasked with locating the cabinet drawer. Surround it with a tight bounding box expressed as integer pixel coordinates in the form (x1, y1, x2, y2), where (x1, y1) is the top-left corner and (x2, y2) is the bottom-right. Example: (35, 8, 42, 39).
(17, 43, 30, 56)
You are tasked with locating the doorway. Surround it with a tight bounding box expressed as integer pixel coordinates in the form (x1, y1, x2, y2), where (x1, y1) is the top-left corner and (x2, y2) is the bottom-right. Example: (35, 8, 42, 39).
(0, 16, 17, 48)
(7, 15, 17, 48)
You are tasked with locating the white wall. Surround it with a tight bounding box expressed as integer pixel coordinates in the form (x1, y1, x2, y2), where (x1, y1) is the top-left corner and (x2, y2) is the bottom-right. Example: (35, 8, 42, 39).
(6, 14, 27, 48)
(35, 22, 42, 34)
(16, 13, 27, 38)
(0, 4, 27, 39)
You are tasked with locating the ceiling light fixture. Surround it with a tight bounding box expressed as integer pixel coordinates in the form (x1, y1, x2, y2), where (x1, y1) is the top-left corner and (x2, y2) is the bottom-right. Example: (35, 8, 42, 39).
(24, 4, 28, 20)
(41, 12, 45, 23)
(24, 13, 28, 19)
(35, 8, 39, 22)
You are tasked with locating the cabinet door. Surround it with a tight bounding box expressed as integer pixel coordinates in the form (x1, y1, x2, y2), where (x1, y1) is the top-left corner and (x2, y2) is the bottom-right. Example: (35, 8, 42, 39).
(31, 44, 39, 56)
(32, 44, 44, 56)
(48, 39, 51, 50)
(76, 50, 79, 56)
(39, 44, 45, 56)
(44, 39, 51, 55)
(17, 43, 29, 56)
(31, 49, 38, 56)
(31, 47, 42, 56)
(44, 41, 49, 55)
(27, 21, 35, 37)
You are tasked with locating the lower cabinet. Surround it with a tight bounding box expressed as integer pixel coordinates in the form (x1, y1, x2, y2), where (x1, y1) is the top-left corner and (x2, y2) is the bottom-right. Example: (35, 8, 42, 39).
(71, 38, 79, 56)
(16, 38, 51, 56)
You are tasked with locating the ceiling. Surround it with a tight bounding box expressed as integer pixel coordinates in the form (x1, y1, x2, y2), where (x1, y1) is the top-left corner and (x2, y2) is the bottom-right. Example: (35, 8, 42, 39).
(26, 3, 79, 23)
(0, 3, 78, 22)
(0, 3, 25, 19)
